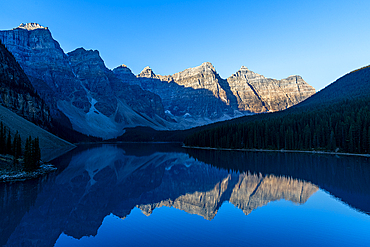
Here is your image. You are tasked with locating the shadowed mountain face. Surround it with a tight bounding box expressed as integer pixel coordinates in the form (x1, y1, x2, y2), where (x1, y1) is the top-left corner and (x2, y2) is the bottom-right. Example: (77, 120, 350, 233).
(122, 64, 241, 128)
(0, 23, 87, 126)
(0, 41, 76, 159)
(0, 40, 51, 128)
(67, 48, 166, 119)
(114, 62, 315, 129)
(0, 24, 170, 139)
(1, 144, 369, 246)
(129, 62, 315, 117)
(135, 64, 238, 119)
(0, 104, 74, 161)
(0, 23, 315, 138)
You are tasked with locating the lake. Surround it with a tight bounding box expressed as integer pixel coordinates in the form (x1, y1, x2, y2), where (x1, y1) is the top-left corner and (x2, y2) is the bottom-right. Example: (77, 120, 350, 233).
(1, 143, 370, 246)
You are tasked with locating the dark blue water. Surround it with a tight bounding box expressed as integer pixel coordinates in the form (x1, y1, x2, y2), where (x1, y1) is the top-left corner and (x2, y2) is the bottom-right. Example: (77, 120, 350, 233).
(1, 143, 369, 246)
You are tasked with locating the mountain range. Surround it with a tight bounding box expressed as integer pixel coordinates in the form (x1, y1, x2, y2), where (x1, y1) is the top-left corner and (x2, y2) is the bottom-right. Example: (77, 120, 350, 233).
(183, 61, 370, 153)
(0, 38, 75, 161)
(0, 23, 315, 139)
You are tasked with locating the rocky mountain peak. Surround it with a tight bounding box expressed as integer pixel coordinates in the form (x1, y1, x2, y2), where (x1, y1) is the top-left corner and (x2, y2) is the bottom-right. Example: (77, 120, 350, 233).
(138, 66, 157, 78)
(0, 23, 85, 126)
(171, 62, 218, 82)
(69, 47, 100, 57)
(200, 61, 215, 70)
(196, 62, 216, 74)
(0, 23, 317, 137)
(16, 23, 47, 31)
(227, 66, 315, 113)
(113, 64, 133, 75)
(68, 48, 105, 70)
(231, 66, 265, 80)
(286, 75, 302, 80)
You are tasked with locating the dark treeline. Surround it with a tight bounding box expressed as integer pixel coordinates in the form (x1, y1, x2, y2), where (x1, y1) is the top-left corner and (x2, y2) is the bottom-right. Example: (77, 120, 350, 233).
(0, 122, 41, 170)
(0, 122, 20, 158)
(184, 97, 370, 154)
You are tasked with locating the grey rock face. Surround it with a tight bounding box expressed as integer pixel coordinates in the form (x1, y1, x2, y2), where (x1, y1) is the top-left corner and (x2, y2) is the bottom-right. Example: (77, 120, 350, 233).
(122, 62, 315, 121)
(0, 23, 316, 138)
(113, 64, 140, 85)
(0, 23, 89, 119)
(228, 66, 316, 113)
(109, 64, 166, 119)
(68, 48, 117, 116)
(0, 40, 51, 128)
(68, 47, 167, 122)
(164, 62, 238, 115)
(133, 63, 236, 119)
(0, 24, 169, 139)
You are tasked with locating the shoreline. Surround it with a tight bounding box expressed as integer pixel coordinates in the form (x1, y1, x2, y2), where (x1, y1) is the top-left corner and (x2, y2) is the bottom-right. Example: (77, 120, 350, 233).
(0, 163, 57, 183)
(75, 141, 183, 145)
(182, 146, 370, 158)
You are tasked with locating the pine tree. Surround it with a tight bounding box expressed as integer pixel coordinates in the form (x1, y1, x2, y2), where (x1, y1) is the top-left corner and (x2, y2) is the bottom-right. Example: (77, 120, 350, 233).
(34, 137, 41, 165)
(13, 131, 22, 160)
(0, 122, 5, 154)
(24, 136, 31, 167)
(23, 136, 42, 171)
(6, 130, 12, 155)
(30, 138, 36, 169)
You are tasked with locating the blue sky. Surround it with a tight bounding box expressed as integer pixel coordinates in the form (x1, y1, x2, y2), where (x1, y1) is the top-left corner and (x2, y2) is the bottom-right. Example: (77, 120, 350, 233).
(1, 0, 370, 90)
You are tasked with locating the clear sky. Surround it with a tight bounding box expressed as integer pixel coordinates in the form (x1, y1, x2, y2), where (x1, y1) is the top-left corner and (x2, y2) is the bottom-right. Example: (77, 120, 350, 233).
(1, 0, 370, 91)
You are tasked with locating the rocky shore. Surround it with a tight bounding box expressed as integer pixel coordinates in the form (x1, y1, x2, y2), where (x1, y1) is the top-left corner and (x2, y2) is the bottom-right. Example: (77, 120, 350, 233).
(0, 154, 57, 182)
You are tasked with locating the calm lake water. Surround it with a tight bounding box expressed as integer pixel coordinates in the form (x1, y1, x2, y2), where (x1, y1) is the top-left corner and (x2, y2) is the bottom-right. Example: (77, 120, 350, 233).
(1, 143, 370, 246)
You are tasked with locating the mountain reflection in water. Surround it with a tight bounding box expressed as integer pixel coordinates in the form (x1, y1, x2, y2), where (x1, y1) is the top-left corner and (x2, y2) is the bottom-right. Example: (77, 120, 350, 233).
(0, 143, 369, 246)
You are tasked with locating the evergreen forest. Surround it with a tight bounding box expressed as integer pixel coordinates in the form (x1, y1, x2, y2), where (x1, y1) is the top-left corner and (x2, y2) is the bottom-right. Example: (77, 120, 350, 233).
(0, 122, 41, 170)
(184, 97, 370, 154)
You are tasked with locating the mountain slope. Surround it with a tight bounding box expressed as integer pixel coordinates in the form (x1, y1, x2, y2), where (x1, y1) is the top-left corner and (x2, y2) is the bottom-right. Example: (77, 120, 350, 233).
(0, 23, 87, 127)
(59, 47, 171, 138)
(293, 65, 370, 109)
(0, 23, 172, 139)
(0, 23, 315, 139)
(228, 66, 315, 112)
(132, 62, 315, 116)
(0, 40, 51, 128)
(114, 62, 315, 129)
(135, 64, 237, 119)
(0, 104, 75, 162)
